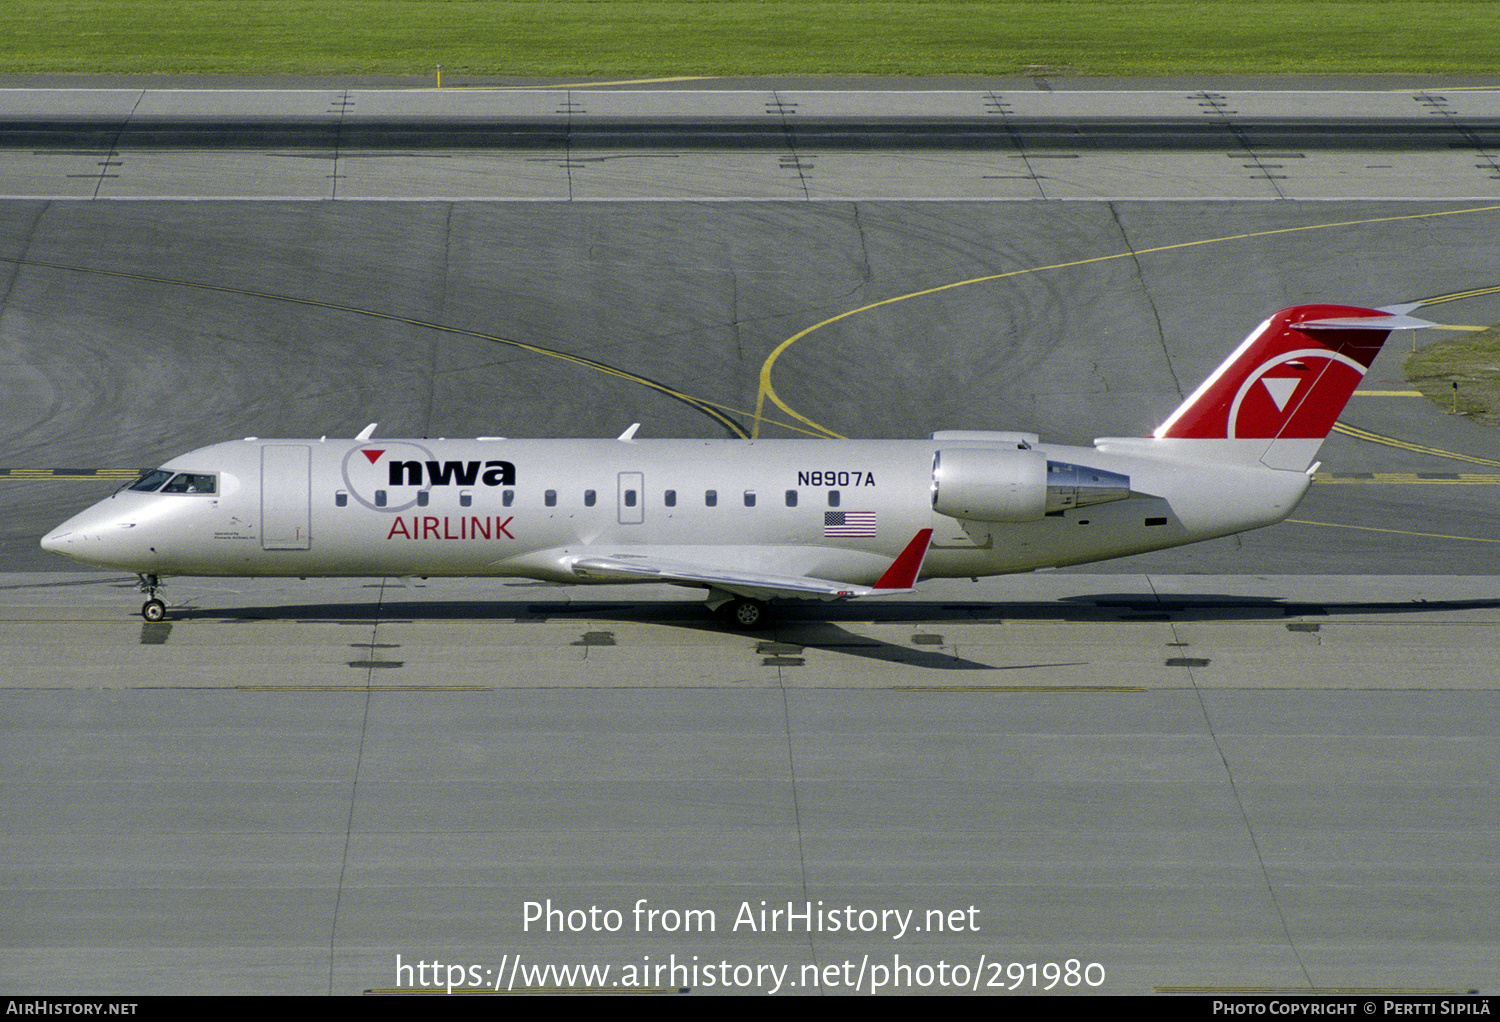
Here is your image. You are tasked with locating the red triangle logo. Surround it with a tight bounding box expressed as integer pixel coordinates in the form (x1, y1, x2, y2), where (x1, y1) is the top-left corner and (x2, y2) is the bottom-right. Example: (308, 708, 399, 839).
(360, 449, 384, 465)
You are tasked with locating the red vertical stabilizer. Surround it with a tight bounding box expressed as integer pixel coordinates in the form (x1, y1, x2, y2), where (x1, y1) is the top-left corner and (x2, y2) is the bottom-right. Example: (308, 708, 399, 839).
(1154, 305, 1408, 442)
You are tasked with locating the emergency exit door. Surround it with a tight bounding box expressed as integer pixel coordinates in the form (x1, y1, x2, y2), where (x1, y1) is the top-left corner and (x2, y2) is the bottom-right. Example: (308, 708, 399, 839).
(618, 472, 644, 525)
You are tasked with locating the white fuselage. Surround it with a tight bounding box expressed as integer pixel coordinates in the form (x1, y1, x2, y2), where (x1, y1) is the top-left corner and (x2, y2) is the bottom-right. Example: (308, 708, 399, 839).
(42, 434, 1311, 591)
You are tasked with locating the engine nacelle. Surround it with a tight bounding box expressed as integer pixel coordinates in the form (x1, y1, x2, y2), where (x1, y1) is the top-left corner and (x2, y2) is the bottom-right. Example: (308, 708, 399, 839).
(932, 446, 1049, 522)
(932, 448, 1132, 522)
(1044, 460, 1132, 513)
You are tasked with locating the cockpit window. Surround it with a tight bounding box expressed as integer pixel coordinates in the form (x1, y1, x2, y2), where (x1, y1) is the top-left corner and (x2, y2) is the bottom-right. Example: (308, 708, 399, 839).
(160, 473, 217, 494)
(128, 470, 174, 492)
(128, 470, 216, 494)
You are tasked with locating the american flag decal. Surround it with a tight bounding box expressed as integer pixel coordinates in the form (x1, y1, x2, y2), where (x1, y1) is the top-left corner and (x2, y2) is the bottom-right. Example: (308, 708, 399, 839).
(824, 511, 876, 537)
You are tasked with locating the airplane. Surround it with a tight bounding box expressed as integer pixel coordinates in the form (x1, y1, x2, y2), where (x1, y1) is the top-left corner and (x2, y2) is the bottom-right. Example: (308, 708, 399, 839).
(40, 303, 1433, 627)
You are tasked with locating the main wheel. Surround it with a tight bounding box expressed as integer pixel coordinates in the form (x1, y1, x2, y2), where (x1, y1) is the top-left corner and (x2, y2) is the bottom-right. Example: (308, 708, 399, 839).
(728, 598, 770, 630)
(141, 598, 166, 622)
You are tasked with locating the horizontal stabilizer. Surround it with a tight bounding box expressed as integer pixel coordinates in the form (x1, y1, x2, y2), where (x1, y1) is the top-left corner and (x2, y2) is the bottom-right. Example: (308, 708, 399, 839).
(1298, 313, 1435, 331)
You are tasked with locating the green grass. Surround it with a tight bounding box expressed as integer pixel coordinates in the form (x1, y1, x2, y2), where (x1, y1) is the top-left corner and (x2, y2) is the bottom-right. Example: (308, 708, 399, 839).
(3, 1, 1500, 78)
(1406, 327, 1500, 427)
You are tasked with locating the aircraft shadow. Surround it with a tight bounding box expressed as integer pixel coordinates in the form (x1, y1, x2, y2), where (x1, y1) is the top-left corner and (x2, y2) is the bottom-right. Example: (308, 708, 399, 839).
(161, 593, 1500, 625)
(150, 592, 1500, 671)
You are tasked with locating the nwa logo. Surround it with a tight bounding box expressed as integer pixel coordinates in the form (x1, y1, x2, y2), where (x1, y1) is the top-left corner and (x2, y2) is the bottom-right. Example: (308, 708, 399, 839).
(1226, 348, 1365, 440)
(341, 442, 516, 512)
(385, 457, 515, 487)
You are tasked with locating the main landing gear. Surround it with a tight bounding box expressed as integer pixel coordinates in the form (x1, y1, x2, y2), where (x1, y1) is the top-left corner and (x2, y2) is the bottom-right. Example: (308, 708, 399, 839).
(726, 597, 770, 629)
(707, 589, 772, 630)
(137, 573, 167, 622)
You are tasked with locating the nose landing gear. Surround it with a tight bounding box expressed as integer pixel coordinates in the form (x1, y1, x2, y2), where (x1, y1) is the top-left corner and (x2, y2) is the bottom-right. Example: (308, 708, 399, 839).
(137, 573, 167, 622)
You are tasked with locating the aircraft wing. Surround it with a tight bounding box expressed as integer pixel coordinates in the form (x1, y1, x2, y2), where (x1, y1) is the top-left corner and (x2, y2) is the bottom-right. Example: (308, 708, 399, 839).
(569, 529, 934, 602)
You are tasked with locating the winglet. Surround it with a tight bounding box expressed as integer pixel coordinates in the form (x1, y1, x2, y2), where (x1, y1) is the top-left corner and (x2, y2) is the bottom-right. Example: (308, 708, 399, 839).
(873, 529, 934, 589)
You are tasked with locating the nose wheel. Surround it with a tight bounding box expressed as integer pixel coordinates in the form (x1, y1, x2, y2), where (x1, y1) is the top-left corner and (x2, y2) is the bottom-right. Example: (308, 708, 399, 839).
(136, 573, 167, 622)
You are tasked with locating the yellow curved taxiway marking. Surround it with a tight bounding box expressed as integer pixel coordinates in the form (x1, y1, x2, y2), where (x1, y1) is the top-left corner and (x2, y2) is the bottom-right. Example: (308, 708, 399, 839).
(1413, 284, 1500, 307)
(753, 204, 1500, 439)
(1287, 519, 1500, 544)
(1331, 422, 1500, 467)
(2, 256, 839, 440)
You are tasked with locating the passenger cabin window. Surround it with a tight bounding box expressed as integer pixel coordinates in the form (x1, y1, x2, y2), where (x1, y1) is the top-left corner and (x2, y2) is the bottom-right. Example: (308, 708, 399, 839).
(544, 490, 557, 507)
(705, 490, 717, 507)
(743, 490, 756, 507)
(784, 490, 797, 507)
(584, 489, 597, 507)
(335, 491, 349, 508)
(375, 490, 388, 507)
(416, 491, 430, 507)
(460, 491, 473, 508)
(503, 490, 514, 507)
(828, 490, 841, 507)
(623, 490, 637, 507)
(664, 490, 677, 507)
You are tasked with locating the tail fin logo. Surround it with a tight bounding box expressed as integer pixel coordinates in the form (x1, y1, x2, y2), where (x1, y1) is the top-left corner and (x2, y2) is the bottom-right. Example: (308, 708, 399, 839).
(1261, 375, 1301, 412)
(1226, 348, 1366, 439)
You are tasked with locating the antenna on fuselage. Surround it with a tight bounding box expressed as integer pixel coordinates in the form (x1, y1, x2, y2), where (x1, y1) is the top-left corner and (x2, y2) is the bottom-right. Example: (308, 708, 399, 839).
(356, 423, 378, 441)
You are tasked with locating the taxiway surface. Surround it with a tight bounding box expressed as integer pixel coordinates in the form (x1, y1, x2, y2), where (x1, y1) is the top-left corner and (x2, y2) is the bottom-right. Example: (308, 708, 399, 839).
(2, 82, 1498, 996)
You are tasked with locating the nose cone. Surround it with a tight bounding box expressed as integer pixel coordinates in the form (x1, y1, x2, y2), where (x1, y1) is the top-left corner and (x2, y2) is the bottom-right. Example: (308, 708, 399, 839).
(39, 513, 103, 564)
(40, 502, 151, 569)
(39, 524, 70, 556)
